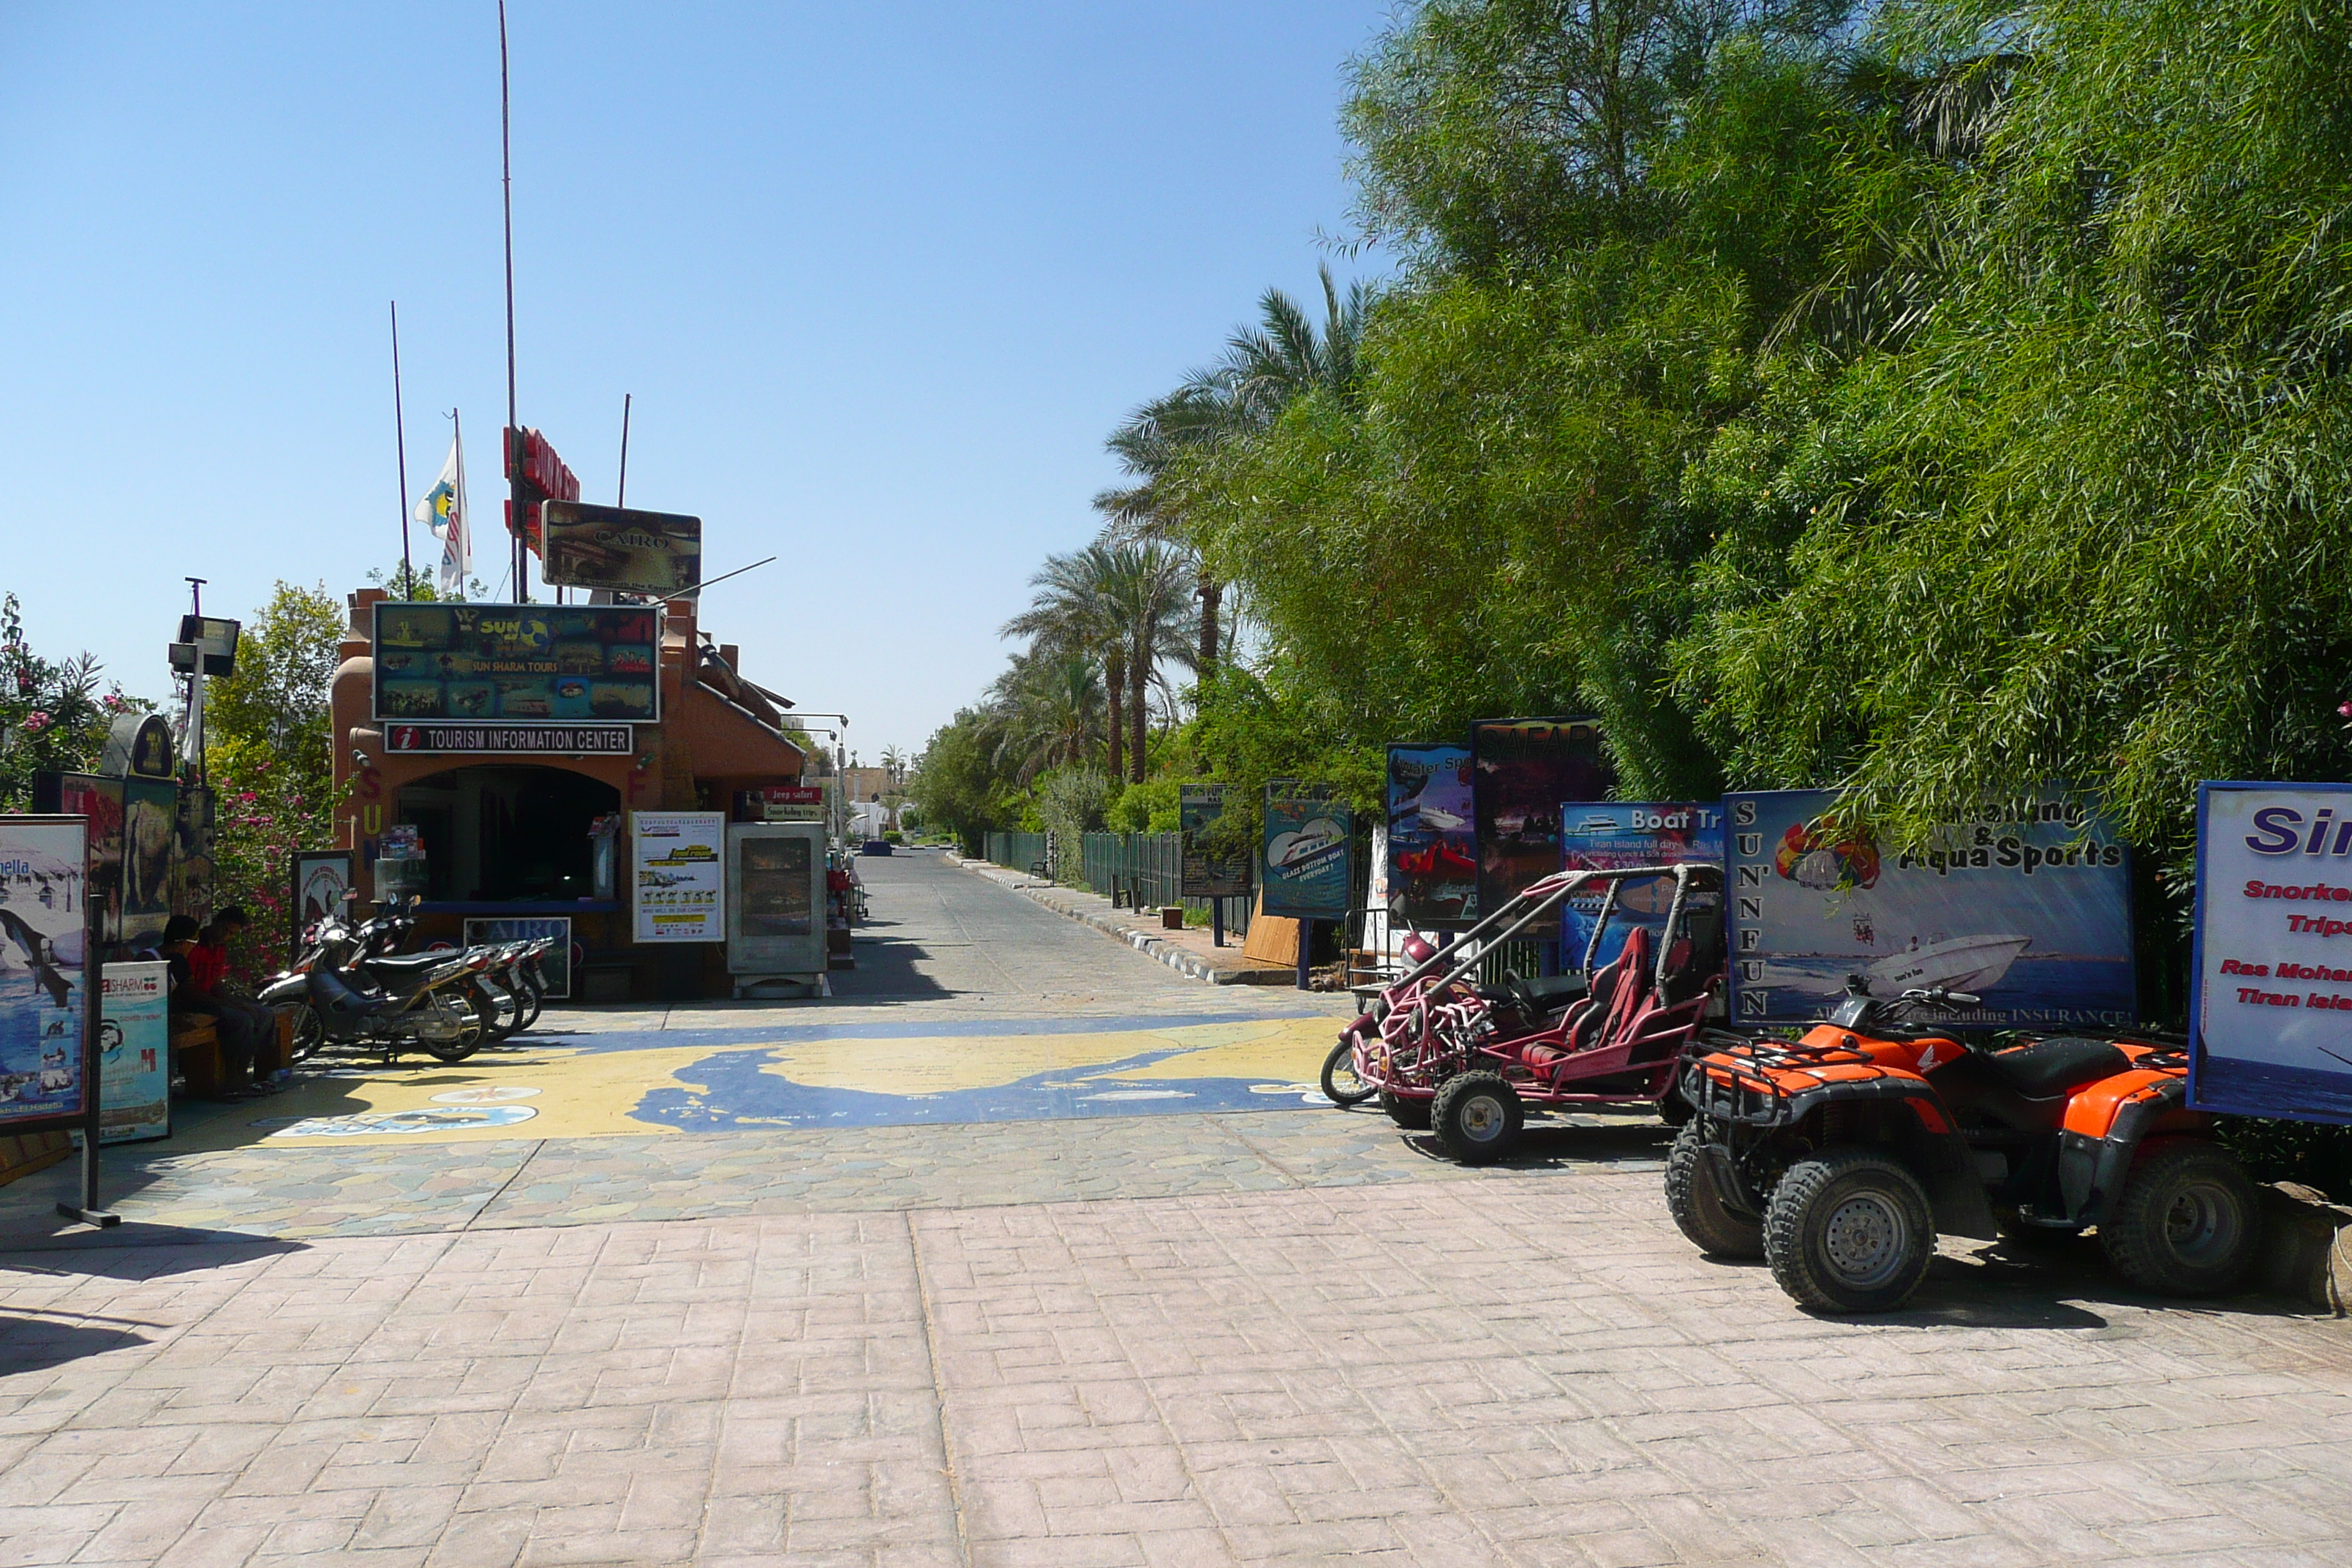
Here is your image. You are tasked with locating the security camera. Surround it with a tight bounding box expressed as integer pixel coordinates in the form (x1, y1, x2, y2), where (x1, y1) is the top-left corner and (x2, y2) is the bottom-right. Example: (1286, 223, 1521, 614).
(351, 748, 372, 767)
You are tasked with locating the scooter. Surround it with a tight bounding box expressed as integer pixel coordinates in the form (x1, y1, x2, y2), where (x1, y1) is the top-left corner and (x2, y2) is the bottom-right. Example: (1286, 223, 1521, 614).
(259, 899, 498, 1063)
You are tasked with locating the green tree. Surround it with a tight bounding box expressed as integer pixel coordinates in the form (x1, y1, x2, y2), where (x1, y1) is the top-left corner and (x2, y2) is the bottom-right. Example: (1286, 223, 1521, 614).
(1003, 545, 1131, 778)
(0, 594, 151, 808)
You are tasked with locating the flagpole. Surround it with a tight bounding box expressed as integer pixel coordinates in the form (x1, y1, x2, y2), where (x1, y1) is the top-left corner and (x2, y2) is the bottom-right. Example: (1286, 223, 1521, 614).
(617, 393, 632, 506)
(500, 0, 524, 603)
(452, 407, 467, 597)
(392, 302, 412, 598)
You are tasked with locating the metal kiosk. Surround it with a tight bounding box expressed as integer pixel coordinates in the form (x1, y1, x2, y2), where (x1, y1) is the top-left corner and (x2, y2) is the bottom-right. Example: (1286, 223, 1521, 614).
(725, 821, 828, 998)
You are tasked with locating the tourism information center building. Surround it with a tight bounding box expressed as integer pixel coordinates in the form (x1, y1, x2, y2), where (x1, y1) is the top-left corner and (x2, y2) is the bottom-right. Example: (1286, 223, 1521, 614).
(329, 587, 808, 1001)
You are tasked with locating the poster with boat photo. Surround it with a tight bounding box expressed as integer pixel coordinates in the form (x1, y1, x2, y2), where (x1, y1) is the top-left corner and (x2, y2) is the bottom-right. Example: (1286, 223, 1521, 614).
(1262, 783, 1352, 921)
(1558, 802, 1725, 970)
(1723, 788, 2134, 1027)
(1386, 745, 1476, 927)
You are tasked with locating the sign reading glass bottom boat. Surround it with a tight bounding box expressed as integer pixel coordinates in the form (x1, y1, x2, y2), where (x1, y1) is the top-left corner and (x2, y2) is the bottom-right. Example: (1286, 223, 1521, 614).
(384, 725, 633, 755)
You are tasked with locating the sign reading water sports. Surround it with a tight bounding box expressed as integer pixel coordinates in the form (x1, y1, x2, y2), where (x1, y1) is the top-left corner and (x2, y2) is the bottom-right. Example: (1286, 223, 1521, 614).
(1724, 788, 2134, 1028)
(2190, 783, 2352, 1124)
(372, 603, 660, 724)
(1262, 783, 1352, 921)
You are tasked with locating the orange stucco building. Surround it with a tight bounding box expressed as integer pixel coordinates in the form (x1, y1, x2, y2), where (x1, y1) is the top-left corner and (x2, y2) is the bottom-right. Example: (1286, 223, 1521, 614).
(328, 588, 804, 1000)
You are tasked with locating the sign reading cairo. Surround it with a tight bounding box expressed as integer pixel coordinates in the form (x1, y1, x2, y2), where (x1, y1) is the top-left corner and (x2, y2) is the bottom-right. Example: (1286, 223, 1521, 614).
(540, 502, 702, 596)
(372, 603, 660, 725)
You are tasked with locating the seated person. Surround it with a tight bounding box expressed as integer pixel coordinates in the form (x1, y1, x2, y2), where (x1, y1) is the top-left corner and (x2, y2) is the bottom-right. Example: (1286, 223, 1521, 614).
(197, 908, 285, 1085)
(165, 914, 277, 1098)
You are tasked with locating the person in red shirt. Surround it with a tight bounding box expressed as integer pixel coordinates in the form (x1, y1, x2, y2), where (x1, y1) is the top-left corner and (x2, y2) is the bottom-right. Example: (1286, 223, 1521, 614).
(184, 909, 283, 1095)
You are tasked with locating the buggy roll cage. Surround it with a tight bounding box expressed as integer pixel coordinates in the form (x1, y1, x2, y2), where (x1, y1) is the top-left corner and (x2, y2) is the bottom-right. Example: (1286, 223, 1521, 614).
(1380, 862, 1721, 1012)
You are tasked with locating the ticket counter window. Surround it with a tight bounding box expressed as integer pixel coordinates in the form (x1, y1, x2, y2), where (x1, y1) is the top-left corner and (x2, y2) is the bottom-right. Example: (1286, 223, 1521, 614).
(396, 765, 620, 902)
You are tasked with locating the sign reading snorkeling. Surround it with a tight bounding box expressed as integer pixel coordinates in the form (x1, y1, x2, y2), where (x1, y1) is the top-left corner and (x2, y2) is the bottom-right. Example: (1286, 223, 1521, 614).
(2191, 782, 2352, 1124)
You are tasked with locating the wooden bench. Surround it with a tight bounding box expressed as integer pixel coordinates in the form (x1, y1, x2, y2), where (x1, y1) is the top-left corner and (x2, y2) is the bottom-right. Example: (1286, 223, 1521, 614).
(170, 1017, 223, 1098)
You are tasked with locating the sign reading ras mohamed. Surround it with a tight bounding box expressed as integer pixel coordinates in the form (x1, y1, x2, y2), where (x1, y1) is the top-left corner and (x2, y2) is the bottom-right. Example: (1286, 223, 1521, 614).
(1725, 788, 2134, 1028)
(2191, 783, 2352, 1124)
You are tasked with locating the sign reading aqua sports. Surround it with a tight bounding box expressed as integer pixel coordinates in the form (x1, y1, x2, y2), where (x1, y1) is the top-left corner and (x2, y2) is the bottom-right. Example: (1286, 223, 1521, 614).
(1262, 783, 1352, 921)
(2190, 783, 2352, 1124)
(1724, 788, 2134, 1027)
(372, 603, 660, 724)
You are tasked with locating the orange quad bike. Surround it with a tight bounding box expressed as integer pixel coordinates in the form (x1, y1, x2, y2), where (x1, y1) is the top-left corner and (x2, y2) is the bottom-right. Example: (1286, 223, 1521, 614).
(1673, 981, 2262, 1313)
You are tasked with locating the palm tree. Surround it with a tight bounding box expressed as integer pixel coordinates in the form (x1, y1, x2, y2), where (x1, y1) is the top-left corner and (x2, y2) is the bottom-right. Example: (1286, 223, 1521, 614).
(1098, 263, 1373, 671)
(1098, 543, 1196, 783)
(1001, 543, 1129, 779)
(984, 649, 1107, 783)
(878, 745, 908, 787)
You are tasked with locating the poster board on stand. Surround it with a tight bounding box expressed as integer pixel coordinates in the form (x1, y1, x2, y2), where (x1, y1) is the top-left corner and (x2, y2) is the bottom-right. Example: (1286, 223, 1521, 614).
(1386, 745, 1476, 928)
(0, 816, 97, 1139)
(290, 851, 354, 957)
(1469, 718, 1613, 935)
(1262, 783, 1352, 921)
(631, 812, 726, 943)
(2189, 782, 2352, 1124)
(94, 961, 169, 1145)
(1180, 785, 1249, 900)
(1558, 802, 1726, 970)
(1722, 788, 2134, 1028)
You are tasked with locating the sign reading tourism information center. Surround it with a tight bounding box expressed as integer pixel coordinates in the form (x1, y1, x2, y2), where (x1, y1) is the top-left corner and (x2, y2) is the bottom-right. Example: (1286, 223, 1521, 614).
(2191, 783, 2352, 1123)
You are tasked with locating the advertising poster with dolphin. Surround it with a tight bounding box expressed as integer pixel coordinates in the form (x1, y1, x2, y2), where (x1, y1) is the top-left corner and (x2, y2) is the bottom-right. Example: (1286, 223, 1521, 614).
(1262, 783, 1352, 921)
(0, 817, 90, 1128)
(1386, 745, 1476, 927)
(1724, 788, 2134, 1027)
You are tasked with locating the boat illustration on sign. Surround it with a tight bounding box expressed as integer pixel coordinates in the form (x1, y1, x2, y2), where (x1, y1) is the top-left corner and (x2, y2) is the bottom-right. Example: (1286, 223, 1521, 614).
(1865, 935, 2032, 996)
(1269, 820, 1346, 868)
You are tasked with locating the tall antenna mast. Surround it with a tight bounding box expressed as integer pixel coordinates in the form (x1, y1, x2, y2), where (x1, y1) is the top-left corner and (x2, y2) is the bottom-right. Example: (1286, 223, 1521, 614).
(391, 301, 412, 597)
(500, 0, 524, 602)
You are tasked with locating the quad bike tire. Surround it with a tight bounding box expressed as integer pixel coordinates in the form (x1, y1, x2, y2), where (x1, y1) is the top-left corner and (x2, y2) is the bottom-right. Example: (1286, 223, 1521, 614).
(1764, 1148, 1937, 1313)
(2098, 1140, 2261, 1297)
(1321, 1037, 1378, 1107)
(1665, 1120, 1764, 1259)
(1656, 1092, 1695, 1128)
(1431, 1071, 1524, 1164)
(1379, 1088, 1433, 1131)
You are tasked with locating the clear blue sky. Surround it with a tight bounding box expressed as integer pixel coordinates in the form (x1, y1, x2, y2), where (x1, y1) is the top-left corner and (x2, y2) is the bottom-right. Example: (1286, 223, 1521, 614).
(0, 1, 1392, 762)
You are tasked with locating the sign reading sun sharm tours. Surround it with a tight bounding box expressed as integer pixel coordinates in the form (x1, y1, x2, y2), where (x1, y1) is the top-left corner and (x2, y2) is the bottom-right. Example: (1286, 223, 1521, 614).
(373, 603, 660, 724)
(2190, 782, 2352, 1124)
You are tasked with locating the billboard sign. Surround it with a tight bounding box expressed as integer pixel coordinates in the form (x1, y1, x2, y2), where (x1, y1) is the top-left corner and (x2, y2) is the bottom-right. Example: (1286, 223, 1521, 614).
(1559, 802, 1725, 969)
(373, 603, 660, 724)
(2189, 783, 2352, 1123)
(540, 502, 702, 596)
(1180, 785, 1249, 900)
(0, 816, 90, 1131)
(1724, 788, 2134, 1027)
(739, 785, 828, 823)
(1470, 718, 1613, 931)
(1262, 783, 1352, 921)
(631, 811, 725, 943)
(96, 960, 169, 1144)
(34, 774, 123, 944)
(1386, 745, 1477, 928)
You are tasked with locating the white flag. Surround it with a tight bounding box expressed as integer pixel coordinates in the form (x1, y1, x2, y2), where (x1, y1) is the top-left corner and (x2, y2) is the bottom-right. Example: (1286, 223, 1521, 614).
(413, 427, 470, 597)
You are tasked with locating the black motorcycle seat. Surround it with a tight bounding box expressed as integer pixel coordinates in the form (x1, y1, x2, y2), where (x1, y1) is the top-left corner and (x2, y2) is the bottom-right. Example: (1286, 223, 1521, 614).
(1474, 973, 1591, 1014)
(1981, 1036, 2134, 1098)
(363, 951, 452, 976)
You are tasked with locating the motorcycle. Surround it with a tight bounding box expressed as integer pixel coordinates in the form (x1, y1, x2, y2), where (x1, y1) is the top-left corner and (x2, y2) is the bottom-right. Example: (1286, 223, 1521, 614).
(259, 897, 500, 1063)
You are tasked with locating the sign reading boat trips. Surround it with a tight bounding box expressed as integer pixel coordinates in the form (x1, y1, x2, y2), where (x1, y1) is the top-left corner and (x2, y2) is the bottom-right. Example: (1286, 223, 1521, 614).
(1559, 802, 1725, 970)
(1262, 783, 1352, 921)
(1722, 788, 2134, 1028)
(540, 502, 702, 596)
(2189, 783, 2352, 1124)
(373, 603, 660, 725)
(630, 811, 725, 943)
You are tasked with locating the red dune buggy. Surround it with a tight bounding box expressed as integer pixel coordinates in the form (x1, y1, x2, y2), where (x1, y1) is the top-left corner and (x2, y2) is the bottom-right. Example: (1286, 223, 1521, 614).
(1343, 863, 1725, 1163)
(1673, 982, 2261, 1313)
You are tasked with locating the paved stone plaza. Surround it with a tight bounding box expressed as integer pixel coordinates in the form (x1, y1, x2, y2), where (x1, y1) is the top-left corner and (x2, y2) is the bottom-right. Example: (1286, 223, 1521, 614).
(2, 853, 2349, 1566)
